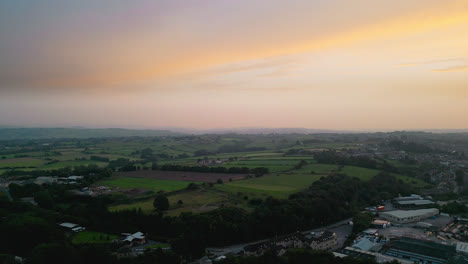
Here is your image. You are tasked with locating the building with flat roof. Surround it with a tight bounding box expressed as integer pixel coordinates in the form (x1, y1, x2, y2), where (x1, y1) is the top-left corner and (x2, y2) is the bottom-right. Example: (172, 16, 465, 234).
(380, 209, 439, 224)
(383, 237, 456, 264)
(396, 199, 434, 208)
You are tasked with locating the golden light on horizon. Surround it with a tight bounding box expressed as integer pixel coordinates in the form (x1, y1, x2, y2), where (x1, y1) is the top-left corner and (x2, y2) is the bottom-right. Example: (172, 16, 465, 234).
(0, 0, 467, 130)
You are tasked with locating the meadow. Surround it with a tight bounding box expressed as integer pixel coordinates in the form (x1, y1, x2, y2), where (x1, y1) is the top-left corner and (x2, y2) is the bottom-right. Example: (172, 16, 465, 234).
(215, 173, 323, 198)
(99, 177, 195, 193)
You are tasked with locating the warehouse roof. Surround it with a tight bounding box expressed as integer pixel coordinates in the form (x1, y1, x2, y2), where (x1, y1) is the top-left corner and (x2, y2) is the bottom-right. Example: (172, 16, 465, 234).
(398, 200, 434, 205)
(382, 208, 438, 219)
(59, 222, 78, 229)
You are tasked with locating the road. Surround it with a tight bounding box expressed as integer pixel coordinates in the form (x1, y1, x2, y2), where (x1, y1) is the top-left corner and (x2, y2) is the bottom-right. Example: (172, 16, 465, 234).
(206, 217, 353, 256)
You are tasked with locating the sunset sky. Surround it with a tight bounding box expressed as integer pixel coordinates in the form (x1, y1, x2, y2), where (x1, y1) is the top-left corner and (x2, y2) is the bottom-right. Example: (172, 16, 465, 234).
(1, 0, 467, 130)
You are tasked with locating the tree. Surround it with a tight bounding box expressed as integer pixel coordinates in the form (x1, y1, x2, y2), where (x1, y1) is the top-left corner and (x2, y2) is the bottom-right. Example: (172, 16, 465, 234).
(456, 169, 465, 186)
(34, 190, 54, 209)
(153, 195, 169, 211)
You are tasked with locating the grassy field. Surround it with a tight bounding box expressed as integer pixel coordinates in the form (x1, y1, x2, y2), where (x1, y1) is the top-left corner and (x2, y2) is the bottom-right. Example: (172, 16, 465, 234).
(0, 158, 45, 168)
(109, 199, 156, 213)
(109, 188, 230, 216)
(72, 231, 117, 244)
(100, 177, 196, 192)
(216, 173, 322, 198)
(340, 166, 381, 180)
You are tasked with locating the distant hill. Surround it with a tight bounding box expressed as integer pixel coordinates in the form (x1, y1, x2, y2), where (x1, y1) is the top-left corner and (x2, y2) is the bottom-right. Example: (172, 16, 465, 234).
(0, 127, 183, 140)
(171, 127, 358, 134)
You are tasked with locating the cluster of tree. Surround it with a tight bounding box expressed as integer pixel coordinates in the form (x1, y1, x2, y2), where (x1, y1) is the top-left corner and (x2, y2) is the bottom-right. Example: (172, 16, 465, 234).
(90, 155, 110, 162)
(108, 158, 137, 171)
(456, 169, 465, 186)
(284, 148, 316, 156)
(1, 164, 110, 178)
(293, 160, 308, 170)
(138, 148, 158, 162)
(158, 164, 269, 176)
(440, 202, 468, 215)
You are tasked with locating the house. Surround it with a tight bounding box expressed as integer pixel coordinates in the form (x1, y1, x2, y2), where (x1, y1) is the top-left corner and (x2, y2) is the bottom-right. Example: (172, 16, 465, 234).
(307, 231, 338, 250)
(243, 230, 338, 256)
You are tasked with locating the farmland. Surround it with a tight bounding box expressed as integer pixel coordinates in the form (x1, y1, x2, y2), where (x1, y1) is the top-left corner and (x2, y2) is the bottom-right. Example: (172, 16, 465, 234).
(215, 173, 322, 198)
(99, 177, 195, 193)
(115, 170, 247, 183)
(110, 187, 232, 215)
(1, 132, 439, 218)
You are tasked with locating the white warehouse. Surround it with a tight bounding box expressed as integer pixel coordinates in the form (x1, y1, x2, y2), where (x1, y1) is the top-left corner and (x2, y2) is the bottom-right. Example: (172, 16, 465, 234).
(380, 208, 439, 224)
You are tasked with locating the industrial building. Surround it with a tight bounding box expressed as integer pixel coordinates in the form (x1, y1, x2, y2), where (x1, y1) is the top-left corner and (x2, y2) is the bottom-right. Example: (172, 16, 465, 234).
(394, 194, 435, 208)
(380, 209, 439, 224)
(382, 237, 457, 264)
(396, 199, 435, 208)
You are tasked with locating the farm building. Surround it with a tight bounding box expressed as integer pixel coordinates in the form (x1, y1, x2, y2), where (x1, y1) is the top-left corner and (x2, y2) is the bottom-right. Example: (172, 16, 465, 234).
(59, 222, 85, 232)
(380, 209, 439, 224)
(122, 232, 146, 246)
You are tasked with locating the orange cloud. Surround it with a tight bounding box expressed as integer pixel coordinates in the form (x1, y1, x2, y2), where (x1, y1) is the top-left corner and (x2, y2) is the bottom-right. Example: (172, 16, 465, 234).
(2, 0, 468, 92)
(433, 65, 468, 72)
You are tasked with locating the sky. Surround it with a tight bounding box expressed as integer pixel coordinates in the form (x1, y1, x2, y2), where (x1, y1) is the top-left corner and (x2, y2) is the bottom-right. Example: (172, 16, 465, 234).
(0, 0, 467, 130)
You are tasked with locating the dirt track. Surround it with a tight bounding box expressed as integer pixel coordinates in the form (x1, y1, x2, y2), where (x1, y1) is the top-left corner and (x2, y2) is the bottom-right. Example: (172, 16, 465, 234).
(115, 170, 247, 183)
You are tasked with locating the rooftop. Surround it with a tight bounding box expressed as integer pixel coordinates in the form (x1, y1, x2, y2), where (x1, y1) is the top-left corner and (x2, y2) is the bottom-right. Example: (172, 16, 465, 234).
(398, 200, 435, 205)
(382, 208, 439, 219)
(59, 222, 78, 229)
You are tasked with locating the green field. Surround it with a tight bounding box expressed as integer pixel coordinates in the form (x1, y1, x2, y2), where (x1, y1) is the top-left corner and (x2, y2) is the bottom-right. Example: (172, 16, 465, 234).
(72, 231, 117, 244)
(109, 188, 230, 216)
(109, 199, 156, 213)
(340, 166, 381, 180)
(215, 163, 431, 199)
(100, 177, 196, 192)
(216, 173, 322, 198)
(0, 158, 45, 168)
(166, 189, 230, 216)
